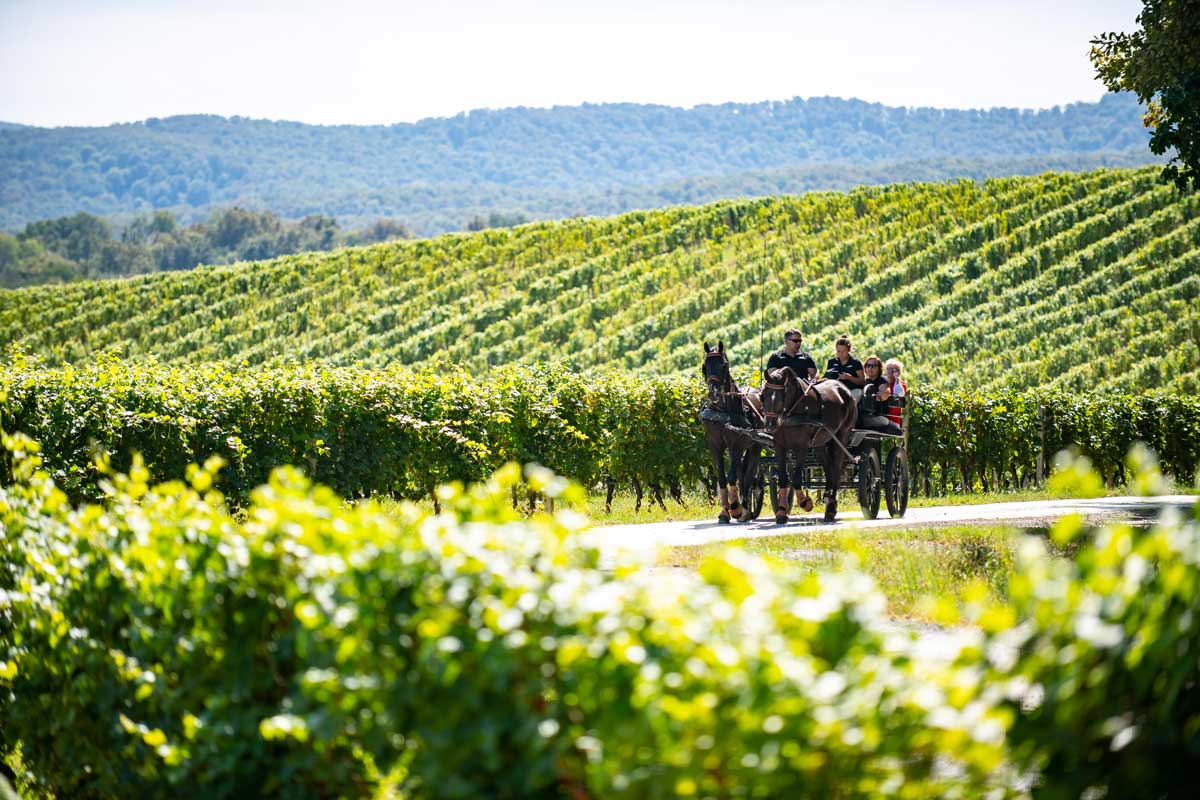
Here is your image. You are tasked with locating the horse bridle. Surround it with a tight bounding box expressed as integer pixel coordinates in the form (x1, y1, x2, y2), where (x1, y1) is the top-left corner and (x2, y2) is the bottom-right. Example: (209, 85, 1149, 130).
(763, 372, 817, 422)
(705, 351, 763, 425)
(704, 351, 742, 403)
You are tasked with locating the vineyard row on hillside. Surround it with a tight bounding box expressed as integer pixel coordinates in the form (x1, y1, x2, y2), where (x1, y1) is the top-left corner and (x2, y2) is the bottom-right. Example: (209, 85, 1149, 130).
(2, 360, 1197, 506)
(3, 167, 1197, 395)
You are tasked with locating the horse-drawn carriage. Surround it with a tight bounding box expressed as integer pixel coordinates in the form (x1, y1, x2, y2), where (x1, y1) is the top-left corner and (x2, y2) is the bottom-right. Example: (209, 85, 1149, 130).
(701, 342, 910, 524)
(750, 411, 910, 521)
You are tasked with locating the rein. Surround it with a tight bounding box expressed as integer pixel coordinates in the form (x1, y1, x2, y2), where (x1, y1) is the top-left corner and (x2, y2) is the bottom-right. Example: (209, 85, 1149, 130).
(764, 375, 818, 421)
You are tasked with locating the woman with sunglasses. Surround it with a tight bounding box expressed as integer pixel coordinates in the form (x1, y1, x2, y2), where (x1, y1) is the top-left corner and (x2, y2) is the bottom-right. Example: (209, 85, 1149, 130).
(858, 355, 898, 432)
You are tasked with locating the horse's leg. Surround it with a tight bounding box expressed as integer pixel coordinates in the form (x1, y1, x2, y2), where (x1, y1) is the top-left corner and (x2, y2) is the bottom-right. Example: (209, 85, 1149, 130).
(786, 445, 808, 512)
(792, 462, 812, 512)
(712, 443, 731, 523)
(740, 443, 760, 520)
(633, 478, 644, 513)
(774, 445, 793, 525)
(793, 484, 814, 513)
(670, 480, 686, 508)
(790, 447, 808, 513)
(823, 442, 841, 522)
(727, 443, 747, 521)
(605, 474, 616, 514)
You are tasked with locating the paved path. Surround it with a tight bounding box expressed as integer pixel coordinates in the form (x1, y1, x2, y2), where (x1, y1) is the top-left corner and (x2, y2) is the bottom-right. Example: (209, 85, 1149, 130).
(587, 495, 1198, 554)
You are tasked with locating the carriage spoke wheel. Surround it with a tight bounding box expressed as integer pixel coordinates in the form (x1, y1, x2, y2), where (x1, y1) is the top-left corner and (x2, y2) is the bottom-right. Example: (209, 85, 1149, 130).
(857, 448, 882, 520)
(744, 465, 765, 521)
(885, 447, 909, 518)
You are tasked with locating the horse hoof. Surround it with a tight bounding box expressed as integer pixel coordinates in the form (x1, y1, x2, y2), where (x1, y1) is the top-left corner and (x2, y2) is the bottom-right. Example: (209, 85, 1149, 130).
(774, 514, 788, 525)
(719, 514, 731, 524)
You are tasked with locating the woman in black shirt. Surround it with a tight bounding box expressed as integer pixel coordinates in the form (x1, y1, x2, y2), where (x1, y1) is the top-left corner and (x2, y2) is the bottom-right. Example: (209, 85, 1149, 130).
(824, 334, 866, 401)
(859, 355, 898, 432)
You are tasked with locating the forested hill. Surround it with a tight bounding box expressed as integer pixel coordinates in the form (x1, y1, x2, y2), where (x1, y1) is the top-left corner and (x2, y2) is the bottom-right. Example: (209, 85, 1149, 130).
(0, 93, 1159, 234)
(4, 167, 1197, 395)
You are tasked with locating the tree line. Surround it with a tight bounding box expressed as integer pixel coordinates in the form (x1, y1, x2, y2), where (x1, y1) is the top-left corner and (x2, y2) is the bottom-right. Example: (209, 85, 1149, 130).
(0, 207, 410, 288)
(0, 93, 1157, 233)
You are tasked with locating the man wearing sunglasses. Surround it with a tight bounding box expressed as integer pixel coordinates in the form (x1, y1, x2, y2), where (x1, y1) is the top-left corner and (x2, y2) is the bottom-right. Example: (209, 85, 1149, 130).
(764, 328, 817, 381)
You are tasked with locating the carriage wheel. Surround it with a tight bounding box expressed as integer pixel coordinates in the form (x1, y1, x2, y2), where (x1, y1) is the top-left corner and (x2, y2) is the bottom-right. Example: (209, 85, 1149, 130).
(858, 448, 882, 520)
(885, 447, 909, 518)
(746, 466, 765, 521)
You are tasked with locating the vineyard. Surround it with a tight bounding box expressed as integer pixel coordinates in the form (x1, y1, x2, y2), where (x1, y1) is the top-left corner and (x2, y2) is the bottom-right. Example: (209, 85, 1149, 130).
(4, 165, 1200, 797)
(3, 166, 1198, 394)
(3, 359, 1197, 508)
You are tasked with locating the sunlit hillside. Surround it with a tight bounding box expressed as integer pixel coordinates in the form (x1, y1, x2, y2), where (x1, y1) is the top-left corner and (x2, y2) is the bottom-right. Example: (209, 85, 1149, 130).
(3, 166, 1197, 393)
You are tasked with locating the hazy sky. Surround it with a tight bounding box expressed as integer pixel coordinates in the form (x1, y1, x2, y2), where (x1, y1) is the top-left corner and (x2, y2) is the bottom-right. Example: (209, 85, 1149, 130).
(0, 0, 1143, 128)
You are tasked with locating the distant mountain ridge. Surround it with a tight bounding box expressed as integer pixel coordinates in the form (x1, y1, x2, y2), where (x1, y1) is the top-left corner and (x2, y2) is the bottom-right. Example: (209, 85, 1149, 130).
(0, 93, 1159, 233)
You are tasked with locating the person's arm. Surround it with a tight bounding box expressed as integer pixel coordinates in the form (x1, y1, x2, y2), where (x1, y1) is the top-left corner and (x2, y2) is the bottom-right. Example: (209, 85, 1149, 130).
(845, 360, 866, 387)
(763, 353, 780, 380)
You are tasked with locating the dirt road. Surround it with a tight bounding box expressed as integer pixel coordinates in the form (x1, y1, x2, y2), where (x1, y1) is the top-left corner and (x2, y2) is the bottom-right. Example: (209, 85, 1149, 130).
(586, 494, 1198, 554)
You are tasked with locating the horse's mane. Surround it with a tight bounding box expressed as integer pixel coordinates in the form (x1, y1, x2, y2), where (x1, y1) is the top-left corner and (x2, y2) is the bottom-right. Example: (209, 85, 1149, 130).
(766, 366, 797, 385)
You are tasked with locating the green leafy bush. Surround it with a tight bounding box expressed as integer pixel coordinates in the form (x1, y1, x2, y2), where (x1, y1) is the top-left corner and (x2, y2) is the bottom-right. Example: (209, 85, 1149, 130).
(971, 445, 1200, 798)
(0, 358, 709, 506)
(3, 423, 1199, 797)
(0, 429, 1005, 798)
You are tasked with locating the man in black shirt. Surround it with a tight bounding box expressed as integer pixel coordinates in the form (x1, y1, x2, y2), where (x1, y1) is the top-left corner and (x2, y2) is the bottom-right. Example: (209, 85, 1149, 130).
(765, 329, 817, 381)
(764, 329, 819, 512)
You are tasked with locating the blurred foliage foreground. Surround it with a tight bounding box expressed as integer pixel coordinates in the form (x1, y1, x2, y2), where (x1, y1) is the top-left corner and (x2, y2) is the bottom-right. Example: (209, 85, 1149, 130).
(1, 427, 1199, 798)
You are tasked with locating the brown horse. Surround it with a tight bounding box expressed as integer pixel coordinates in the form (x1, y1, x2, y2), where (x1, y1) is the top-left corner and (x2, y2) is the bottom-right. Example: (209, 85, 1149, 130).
(701, 341, 764, 523)
(760, 367, 857, 523)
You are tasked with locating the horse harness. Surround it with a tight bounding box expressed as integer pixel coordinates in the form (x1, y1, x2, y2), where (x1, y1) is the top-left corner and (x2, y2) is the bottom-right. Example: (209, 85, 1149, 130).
(763, 374, 860, 463)
(704, 351, 762, 427)
(763, 373, 825, 424)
